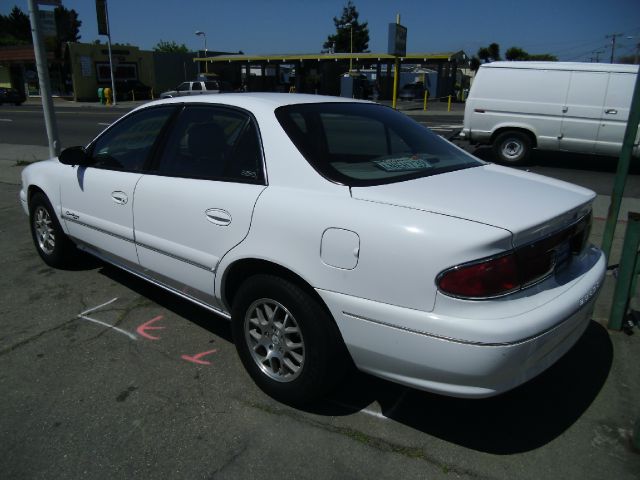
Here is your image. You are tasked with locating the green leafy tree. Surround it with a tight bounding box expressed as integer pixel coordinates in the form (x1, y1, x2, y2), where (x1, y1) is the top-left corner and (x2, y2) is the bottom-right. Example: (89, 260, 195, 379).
(478, 43, 501, 63)
(54, 6, 82, 43)
(527, 53, 558, 61)
(0, 6, 31, 46)
(505, 46, 528, 61)
(153, 40, 189, 53)
(505, 46, 557, 61)
(322, 1, 369, 53)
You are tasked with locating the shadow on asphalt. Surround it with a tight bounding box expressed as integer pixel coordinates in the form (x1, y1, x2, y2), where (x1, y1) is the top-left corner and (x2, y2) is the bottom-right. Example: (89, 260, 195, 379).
(94, 248, 613, 456)
(98, 263, 233, 343)
(306, 320, 613, 455)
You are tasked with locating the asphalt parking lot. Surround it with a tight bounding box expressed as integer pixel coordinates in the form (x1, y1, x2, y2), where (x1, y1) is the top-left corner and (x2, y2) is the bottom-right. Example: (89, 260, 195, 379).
(1, 177, 639, 479)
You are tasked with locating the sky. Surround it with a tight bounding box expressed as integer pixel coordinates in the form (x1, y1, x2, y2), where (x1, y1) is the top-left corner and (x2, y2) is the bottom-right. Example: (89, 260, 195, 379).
(1, 0, 639, 62)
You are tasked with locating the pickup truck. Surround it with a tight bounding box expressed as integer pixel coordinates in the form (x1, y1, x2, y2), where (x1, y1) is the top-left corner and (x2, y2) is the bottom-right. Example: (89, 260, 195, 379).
(159, 80, 231, 98)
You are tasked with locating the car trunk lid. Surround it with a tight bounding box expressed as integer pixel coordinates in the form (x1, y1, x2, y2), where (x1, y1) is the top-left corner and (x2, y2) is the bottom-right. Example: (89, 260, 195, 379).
(350, 163, 595, 246)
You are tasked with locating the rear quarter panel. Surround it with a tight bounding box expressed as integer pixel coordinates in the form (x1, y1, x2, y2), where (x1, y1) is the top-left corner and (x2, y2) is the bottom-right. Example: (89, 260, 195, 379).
(217, 186, 513, 313)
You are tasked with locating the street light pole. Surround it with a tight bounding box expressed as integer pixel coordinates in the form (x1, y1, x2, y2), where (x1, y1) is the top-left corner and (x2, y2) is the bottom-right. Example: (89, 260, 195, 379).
(27, 0, 60, 158)
(195, 31, 208, 74)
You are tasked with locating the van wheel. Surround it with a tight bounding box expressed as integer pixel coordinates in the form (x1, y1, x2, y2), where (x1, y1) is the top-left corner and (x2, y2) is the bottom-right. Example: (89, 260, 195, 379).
(493, 131, 532, 165)
(231, 274, 348, 405)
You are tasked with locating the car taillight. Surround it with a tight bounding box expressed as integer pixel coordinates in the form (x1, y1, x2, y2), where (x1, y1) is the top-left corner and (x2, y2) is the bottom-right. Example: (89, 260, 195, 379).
(437, 253, 519, 298)
(437, 212, 592, 299)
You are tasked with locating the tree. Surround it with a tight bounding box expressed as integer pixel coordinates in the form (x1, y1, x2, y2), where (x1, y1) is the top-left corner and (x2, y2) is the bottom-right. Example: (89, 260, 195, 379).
(477, 43, 501, 63)
(505, 47, 528, 61)
(322, 1, 369, 53)
(488, 43, 501, 61)
(505, 46, 557, 61)
(0, 6, 31, 46)
(0, 5, 81, 55)
(527, 53, 558, 61)
(153, 40, 189, 53)
(54, 6, 81, 43)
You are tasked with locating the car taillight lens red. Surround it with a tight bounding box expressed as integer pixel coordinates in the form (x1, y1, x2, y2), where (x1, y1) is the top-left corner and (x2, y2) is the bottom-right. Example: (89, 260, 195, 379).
(437, 254, 519, 298)
(437, 213, 592, 299)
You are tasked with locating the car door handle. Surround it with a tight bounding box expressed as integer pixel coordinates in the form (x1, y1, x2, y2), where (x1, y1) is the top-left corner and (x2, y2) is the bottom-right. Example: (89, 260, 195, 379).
(205, 208, 231, 226)
(605, 109, 618, 115)
(111, 191, 128, 205)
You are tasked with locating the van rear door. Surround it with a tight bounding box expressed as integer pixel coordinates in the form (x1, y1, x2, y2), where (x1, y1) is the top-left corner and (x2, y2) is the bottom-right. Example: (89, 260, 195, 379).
(596, 72, 636, 156)
(559, 71, 608, 154)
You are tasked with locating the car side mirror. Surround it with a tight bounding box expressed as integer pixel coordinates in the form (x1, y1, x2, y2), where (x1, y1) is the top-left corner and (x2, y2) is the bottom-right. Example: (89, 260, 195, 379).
(59, 146, 92, 166)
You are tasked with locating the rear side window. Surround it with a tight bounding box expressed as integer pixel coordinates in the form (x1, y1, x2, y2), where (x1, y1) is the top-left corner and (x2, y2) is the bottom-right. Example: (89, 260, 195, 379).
(154, 105, 264, 183)
(192, 82, 202, 91)
(204, 81, 219, 90)
(276, 103, 482, 186)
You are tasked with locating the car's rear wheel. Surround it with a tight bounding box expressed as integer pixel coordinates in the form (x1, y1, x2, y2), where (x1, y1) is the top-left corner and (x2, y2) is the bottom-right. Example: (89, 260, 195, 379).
(29, 192, 76, 268)
(231, 274, 349, 405)
(493, 131, 532, 165)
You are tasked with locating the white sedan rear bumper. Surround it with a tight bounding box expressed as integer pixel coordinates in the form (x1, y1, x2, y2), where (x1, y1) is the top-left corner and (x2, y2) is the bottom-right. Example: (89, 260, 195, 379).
(317, 248, 606, 398)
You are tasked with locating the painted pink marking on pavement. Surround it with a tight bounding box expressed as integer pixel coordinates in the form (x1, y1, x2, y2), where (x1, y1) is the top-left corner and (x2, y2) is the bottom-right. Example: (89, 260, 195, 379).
(181, 349, 218, 365)
(136, 316, 165, 340)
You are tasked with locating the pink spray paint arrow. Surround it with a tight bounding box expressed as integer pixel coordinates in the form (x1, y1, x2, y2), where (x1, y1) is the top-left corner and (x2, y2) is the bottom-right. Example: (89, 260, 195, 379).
(181, 349, 218, 365)
(136, 316, 165, 340)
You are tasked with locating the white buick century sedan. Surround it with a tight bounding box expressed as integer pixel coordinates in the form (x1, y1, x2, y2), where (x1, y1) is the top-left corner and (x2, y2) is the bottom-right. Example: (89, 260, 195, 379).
(21, 93, 605, 405)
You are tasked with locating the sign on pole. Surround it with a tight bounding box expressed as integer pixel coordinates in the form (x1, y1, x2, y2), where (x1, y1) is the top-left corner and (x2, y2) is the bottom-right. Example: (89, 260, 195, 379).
(96, 0, 109, 36)
(388, 23, 407, 57)
(38, 10, 57, 37)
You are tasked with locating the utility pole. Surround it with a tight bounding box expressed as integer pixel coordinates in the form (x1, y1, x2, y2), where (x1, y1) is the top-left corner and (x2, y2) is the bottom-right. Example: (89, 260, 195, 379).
(96, 0, 116, 105)
(606, 33, 625, 63)
(27, 0, 61, 158)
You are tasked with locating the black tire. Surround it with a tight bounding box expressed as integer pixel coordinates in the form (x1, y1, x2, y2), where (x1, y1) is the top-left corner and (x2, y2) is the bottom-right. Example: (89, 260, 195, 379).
(493, 131, 532, 166)
(29, 192, 76, 268)
(231, 274, 349, 405)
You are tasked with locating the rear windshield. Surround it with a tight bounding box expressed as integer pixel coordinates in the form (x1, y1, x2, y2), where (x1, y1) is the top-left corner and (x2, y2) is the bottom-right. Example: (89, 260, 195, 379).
(275, 102, 483, 186)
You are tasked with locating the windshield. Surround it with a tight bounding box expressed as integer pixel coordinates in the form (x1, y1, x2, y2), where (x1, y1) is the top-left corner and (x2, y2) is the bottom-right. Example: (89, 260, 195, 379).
(275, 102, 483, 186)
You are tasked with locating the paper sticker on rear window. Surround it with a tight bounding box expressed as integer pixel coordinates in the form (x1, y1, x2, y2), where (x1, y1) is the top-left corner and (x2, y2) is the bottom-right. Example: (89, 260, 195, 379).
(374, 157, 431, 172)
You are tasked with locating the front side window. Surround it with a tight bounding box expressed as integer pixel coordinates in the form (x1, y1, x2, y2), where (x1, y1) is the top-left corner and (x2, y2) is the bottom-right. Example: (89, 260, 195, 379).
(90, 106, 176, 171)
(191, 82, 202, 91)
(276, 103, 483, 186)
(154, 105, 264, 183)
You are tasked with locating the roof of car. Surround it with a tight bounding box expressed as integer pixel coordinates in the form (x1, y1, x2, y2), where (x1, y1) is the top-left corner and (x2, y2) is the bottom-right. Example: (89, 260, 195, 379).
(142, 92, 373, 112)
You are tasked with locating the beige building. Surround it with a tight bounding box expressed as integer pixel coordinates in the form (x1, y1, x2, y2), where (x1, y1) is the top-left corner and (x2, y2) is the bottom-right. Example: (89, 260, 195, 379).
(66, 43, 155, 101)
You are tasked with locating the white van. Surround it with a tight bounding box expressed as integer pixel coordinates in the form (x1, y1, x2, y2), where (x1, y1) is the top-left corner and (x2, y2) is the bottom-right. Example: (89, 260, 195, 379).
(461, 62, 639, 165)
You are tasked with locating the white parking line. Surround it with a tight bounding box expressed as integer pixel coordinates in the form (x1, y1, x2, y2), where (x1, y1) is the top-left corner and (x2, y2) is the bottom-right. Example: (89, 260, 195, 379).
(0, 118, 13, 122)
(77, 298, 137, 340)
(97, 122, 111, 126)
(79, 315, 137, 340)
(361, 408, 387, 420)
(79, 297, 118, 316)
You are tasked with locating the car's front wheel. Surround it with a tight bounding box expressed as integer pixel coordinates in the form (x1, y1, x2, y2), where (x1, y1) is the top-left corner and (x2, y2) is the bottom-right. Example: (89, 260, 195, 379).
(231, 274, 349, 405)
(29, 192, 76, 268)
